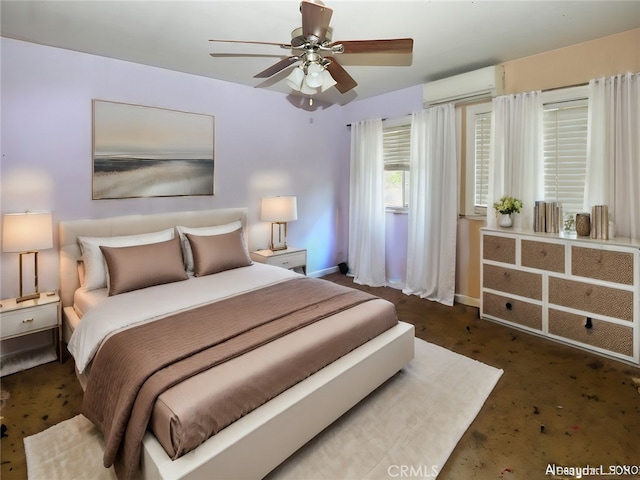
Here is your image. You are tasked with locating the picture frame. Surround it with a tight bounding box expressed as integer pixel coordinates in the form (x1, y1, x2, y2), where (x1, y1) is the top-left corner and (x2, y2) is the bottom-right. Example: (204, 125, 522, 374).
(92, 100, 215, 199)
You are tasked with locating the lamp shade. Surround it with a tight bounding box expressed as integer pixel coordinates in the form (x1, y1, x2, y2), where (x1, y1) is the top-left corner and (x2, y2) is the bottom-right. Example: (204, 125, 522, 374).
(261, 196, 298, 222)
(2, 212, 53, 252)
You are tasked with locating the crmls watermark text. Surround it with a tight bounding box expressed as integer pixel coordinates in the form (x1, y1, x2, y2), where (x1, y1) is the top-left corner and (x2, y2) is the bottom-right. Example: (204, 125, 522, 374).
(546, 463, 640, 478)
(388, 464, 440, 478)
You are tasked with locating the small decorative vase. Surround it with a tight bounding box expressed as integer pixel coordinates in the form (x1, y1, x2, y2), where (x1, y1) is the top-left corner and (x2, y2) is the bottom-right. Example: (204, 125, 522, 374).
(499, 213, 513, 228)
(576, 213, 591, 236)
(562, 212, 577, 238)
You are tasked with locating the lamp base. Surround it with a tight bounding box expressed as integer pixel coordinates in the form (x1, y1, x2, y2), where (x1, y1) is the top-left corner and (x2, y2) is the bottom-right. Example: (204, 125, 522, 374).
(269, 222, 289, 251)
(17, 251, 41, 303)
(17, 292, 40, 303)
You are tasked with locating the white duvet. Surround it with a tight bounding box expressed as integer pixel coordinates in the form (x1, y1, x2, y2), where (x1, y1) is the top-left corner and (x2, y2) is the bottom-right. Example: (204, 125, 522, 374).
(68, 263, 301, 374)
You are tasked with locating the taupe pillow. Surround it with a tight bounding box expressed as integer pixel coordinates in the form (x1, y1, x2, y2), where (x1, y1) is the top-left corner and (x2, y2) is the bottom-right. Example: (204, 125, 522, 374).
(186, 228, 252, 277)
(100, 236, 188, 296)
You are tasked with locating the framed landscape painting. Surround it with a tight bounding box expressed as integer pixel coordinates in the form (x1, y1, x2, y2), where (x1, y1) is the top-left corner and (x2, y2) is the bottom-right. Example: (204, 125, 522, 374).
(92, 100, 215, 199)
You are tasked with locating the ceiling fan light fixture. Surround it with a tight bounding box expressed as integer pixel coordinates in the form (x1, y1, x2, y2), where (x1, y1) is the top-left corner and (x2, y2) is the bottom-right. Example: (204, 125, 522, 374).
(320, 69, 337, 92)
(285, 66, 305, 90)
(304, 62, 324, 88)
(300, 81, 319, 95)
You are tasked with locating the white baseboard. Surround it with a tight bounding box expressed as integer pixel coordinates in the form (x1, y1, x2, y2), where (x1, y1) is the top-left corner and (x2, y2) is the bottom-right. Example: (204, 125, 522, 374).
(454, 294, 480, 308)
(309, 266, 339, 278)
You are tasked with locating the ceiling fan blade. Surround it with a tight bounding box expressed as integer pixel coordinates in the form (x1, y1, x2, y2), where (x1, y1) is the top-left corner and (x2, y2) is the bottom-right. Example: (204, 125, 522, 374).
(209, 39, 291, 48)
(254, 56, 300, 78)
(333, 38, 414, 54)
(301, 1, 333, 41)
(325, 56, 357, 94)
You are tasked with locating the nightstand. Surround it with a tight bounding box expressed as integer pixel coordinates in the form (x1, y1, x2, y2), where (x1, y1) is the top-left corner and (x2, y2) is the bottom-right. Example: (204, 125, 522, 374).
(0, 292, 62, 376)
(251, 247, 307, 275)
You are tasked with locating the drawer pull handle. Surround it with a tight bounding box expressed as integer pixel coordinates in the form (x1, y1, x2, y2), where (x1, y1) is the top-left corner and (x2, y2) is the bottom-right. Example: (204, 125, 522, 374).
(505, 302, 513, 311)
(22, 318, 34, 323)
(585, 288, 593, 297)
(540, 249, 547, 257)
(585, 317, 593, 329)
(503, 271, 510, 278)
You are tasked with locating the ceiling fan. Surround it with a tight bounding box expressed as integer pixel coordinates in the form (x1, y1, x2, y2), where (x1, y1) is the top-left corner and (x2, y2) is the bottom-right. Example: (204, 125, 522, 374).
(209, 0, 413, 97)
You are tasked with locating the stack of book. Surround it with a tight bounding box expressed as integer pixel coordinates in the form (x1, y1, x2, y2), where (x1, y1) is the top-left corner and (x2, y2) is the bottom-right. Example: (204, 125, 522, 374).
(534, 201, 562, 233)
(591, 205, 609, 239)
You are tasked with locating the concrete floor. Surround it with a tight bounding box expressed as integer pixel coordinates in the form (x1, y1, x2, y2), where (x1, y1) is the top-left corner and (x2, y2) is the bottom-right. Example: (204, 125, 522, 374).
(2, 273, 639, 479)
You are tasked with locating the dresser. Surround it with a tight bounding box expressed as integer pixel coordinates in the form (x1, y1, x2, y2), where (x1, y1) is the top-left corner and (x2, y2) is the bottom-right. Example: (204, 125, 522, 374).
(481, 227, 639, 365)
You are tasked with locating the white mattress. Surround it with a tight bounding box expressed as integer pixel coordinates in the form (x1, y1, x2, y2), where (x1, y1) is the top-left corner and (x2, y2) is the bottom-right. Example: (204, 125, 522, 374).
(73, 287, 108, 320)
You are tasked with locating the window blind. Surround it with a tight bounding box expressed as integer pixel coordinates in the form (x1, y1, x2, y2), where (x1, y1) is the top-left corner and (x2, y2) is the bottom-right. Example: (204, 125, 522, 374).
(383, 123, 411, 171)
(543, 100, 588, 213)
(473, 111, 491, 208)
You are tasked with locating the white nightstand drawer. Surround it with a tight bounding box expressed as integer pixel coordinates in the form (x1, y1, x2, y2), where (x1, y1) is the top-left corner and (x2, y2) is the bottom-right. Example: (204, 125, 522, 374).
(269, 251, 306, 269)
(1, 303, 59, 339)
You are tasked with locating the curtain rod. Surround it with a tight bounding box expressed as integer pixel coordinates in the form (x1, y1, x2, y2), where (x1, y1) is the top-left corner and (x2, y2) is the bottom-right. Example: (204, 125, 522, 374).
(346, 114, 413, 128)
(346, 117, 387, 128)
(345, 82, 590, 127)
(542, 81, 588, 92)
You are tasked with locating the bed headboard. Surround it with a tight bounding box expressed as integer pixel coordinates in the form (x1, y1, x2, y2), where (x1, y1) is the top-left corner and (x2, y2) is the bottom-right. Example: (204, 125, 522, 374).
(58, 208, 248, 308)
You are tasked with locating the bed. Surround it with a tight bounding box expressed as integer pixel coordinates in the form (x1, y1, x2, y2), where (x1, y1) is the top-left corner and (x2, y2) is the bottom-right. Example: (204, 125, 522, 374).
(59, 208, 415, 480)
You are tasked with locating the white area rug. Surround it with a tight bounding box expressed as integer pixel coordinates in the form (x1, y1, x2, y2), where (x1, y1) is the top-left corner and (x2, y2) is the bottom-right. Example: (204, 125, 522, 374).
(24, 339, 502, 479)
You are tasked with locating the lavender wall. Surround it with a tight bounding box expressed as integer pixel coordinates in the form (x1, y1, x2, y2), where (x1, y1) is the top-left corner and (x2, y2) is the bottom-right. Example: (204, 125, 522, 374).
(341, 84, 423, 124)
(0, 38, 351, 298)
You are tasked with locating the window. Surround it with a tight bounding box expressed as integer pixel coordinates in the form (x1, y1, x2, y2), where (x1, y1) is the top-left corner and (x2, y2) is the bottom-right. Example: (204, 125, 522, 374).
(464, 87, 589, 217)
(383, 117, 411, 210)
(542, 89, 589, 214)
(465, 103, 492, 215)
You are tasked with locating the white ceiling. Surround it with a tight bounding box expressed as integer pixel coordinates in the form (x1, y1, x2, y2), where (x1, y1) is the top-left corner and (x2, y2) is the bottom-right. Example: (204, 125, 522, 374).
(2, 1, 639, 106)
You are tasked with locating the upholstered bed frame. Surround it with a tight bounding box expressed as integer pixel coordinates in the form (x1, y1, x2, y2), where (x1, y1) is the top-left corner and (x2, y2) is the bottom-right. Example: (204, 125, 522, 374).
(59, 208, 415, 480)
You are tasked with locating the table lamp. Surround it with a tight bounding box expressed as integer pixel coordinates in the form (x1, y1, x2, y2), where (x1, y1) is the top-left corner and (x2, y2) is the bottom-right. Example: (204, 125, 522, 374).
(261, 196, 297, 251)
(2, 211, 53, 302)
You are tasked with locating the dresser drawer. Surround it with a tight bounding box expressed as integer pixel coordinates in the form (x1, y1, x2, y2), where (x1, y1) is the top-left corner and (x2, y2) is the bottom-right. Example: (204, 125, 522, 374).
(268, 251, 306, 269)
(521, 240, 565, 273)
(548, 309, 633, 357)
(483, 292, 542, 330)
(548, 277, 633, 321)
(483, 264, 542, 300)
(483, 235, 515, 264)
(571, 246, 634, 285)
(1, 303, 59, 339)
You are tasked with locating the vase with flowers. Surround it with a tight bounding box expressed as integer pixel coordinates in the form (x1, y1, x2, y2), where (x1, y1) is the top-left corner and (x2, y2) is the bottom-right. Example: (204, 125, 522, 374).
(493, 196, 523, 228)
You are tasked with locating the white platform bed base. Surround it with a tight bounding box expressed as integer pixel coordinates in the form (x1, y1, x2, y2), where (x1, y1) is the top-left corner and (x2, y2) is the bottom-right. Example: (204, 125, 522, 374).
(58, 208, 415, 480)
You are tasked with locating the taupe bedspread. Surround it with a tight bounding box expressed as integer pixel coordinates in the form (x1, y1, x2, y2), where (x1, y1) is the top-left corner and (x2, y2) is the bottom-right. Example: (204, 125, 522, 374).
(82, 277, 387, 480)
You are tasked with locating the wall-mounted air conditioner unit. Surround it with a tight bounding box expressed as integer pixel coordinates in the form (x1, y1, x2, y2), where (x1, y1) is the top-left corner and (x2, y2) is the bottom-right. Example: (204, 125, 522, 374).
(423, 65, 505, 106)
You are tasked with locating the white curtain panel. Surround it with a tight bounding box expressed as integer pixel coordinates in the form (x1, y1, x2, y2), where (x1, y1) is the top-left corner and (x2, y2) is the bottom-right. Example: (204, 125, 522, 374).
(584, 72, 640, 240)
(488, 91, 543, 229)
(348, 118, 387, 286)
(403, 105, 458, 306)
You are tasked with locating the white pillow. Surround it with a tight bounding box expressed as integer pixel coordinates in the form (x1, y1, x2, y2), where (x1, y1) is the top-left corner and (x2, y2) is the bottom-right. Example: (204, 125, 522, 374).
(176, 221, 242, 273)
(78, 228, 175, 291)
